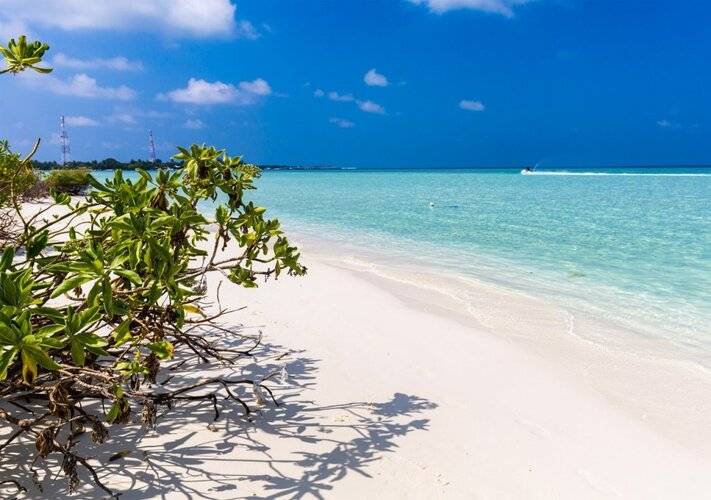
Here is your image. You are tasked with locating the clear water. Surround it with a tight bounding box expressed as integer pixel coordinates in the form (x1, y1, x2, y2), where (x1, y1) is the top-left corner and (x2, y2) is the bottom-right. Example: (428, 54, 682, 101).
(95, 167, 711, 357)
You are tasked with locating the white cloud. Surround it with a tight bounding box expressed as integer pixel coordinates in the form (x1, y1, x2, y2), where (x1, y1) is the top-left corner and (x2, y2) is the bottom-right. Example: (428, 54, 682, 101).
(408, 0, 533, 17)
(53, 53, 143, 71)
(161, 77, 272, 105)
(23, 72, 136, 100)
(108, 112, 137, 125)
(0, 18, 28, 40)
(657, 119, 680, 129)
(329, 117, 355, 128)
(0, 0, 254, 38)
(459, 99, 485, 111)
(65, 115, 99, 127)
(184, 118, 206, 129)
(238, 78, 272, 96)
(317, 88, 387, 115)
(364, 68, 389, 87)
(235, 19, 260, 40)
(328, 91, 355, 102)
(357, 99, 386, 114)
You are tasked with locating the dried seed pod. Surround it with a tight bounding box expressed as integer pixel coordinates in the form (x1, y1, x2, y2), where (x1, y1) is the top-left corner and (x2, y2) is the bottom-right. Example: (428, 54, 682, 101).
(112, 397, 132, 425)
(49, 384, 70, 419)
(61, 454, 79, 493)
(140, 400, 157, 429)
(145, 353, 160, 384)
(35, 427, 55, 458)
(91, 421, 108, 444)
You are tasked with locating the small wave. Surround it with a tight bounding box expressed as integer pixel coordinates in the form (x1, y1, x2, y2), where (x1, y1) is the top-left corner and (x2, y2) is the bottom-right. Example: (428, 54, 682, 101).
(528, 171, 711, 177)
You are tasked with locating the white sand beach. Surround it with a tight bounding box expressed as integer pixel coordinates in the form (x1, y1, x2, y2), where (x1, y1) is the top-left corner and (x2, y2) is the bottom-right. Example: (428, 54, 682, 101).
(76, 234, 710, 499)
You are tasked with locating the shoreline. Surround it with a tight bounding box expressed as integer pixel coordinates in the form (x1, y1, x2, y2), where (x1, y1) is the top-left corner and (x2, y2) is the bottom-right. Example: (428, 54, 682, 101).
(184, 240, 710, 498)
(286, 222, 710, 367)
(288, 231, 711, 457)
(247, 203, 710, 368)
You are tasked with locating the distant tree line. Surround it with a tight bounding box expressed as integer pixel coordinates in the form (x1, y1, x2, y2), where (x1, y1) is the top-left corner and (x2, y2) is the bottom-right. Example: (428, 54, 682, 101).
(31, 158, 180, 171)
(31, 158, 340, 171)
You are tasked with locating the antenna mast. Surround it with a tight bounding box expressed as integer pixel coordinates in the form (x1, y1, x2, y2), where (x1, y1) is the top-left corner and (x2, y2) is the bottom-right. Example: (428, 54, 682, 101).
(148, 130, 157, 163)
(59, 115, 70, 165)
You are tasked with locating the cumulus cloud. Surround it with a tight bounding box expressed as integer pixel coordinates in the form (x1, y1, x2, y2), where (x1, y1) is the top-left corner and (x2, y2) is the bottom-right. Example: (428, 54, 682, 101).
(357, 99, 386, 114)
(407, 0, 533, 17)
(0, 0, 254, 38)
(65, 115, 99, 127)
(328, 91, 355, 102)
(329, 117, 355, 128)
(53, 53, 143, 71)
(364, 68, 389, 87)
(238, 78, 272, 96)
(23, 72, 136, 100)
(160, 78, 272, 105)
(184, 118, 206, 129)
(314, 88, 325, 97)
(459, 99, 485, 111)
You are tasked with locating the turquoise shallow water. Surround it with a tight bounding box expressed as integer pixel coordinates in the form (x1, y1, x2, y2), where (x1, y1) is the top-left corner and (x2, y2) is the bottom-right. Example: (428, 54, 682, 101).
(96, 167, 711, 357)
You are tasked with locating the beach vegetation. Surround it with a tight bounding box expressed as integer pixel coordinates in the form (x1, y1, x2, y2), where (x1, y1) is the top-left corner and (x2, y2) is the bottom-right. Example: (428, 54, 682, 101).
(43, 168, 92, 194)
(0, 36, 306, 496)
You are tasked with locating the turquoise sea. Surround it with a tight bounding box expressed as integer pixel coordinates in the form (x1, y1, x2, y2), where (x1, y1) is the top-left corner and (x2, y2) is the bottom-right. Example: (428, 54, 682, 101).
(98, 167, 711, 362)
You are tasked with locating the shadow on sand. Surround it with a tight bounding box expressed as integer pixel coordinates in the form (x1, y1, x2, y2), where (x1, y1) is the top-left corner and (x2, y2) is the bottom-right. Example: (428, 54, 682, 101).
(0, 325, 436, 499)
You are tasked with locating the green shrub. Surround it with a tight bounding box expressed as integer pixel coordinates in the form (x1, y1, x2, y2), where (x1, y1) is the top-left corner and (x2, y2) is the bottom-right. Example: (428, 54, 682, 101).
(44, 168, 91, 194)
(0, 140, 38, 206)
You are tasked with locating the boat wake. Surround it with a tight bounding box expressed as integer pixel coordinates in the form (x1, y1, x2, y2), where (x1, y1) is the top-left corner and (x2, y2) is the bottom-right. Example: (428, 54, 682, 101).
(526, 171, 711, 177)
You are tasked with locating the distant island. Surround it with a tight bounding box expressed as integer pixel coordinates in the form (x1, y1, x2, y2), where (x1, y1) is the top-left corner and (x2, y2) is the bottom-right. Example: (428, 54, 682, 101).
(31, 158, 340, 171)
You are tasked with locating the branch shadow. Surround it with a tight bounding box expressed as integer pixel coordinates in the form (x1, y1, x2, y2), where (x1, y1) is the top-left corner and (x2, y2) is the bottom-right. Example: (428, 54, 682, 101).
(0, 325, 436, 499)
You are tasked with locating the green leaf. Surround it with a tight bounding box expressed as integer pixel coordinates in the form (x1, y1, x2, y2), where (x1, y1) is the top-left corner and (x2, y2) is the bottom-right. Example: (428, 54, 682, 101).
(0, 325, 17, 346)
(0, 348, 18, 380)
(26, 230, 49, 259)
(147, 340, 174, 360)
(70, 340, 85, 366)
(86, 174, 110, 192)
(112, 319, 132, 346)
(24, 344, 60, 371)
(114, 269, 141, 285)
(149, 215, 177, 230)
(0, 248, 14, 271)
(106, 401, 120, 423)
(50, 274, 95, 298)
(102, 279, 114, 316)
(33, 306, 64, 322)
(36, 324, 65, 337)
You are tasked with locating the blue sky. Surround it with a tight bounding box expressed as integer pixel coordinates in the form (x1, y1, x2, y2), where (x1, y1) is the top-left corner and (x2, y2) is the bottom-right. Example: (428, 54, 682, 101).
(0, 0, 709, 167)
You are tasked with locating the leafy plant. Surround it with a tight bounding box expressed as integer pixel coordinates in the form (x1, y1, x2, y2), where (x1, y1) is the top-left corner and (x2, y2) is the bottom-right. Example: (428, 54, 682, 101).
(0, 140, 39, 206)
(44, 168, 92, 194)
(0, 37, 306, 496)
(0, 36, 52, 74)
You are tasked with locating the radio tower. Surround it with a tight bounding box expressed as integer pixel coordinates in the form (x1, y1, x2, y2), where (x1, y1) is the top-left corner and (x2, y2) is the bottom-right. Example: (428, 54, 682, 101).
(59, 115, 70, 165)
(148, 130, 157, 163)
